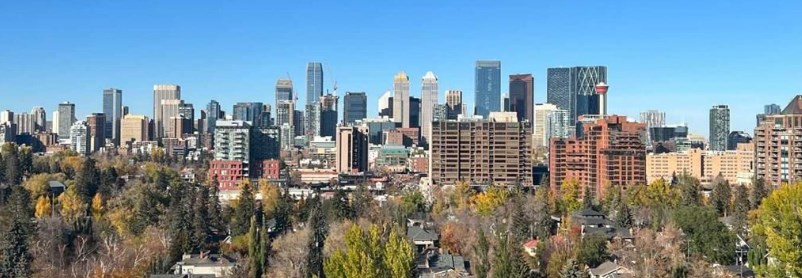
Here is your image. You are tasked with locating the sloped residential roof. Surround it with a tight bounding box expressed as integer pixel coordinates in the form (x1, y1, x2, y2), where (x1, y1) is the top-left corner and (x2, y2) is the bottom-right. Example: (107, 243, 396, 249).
(590, 261, 621, 276)
(782, 95, 802, 115)
(523, 239, 540, 249)
(407, 226, 438, 242)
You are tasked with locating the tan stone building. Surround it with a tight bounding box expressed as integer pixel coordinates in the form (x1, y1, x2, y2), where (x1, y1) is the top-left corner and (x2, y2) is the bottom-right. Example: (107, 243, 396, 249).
(646, 143, 754, 185)
(120, 114, 149, 144)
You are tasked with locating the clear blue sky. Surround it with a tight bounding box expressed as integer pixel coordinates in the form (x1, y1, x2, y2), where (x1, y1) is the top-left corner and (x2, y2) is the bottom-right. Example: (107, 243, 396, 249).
(1, 1, 800, 136)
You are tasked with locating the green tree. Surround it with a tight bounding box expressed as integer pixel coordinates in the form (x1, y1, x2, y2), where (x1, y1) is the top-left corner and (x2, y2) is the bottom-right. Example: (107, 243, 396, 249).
(578, 233, 609, 268)
(248, 215, 270, 278)
(330, 188, 354, 220)
(0, 186, 34, 277)
(560, 259, 583, 278)
(751, 182, 802, 276)
(532, 187, 553, 240)
(207, 177, 224, 234)
(582, 185, 594, 209)
(401, 189, 426, 217)
(491, 232, 530, 278)
(731, 184, 749, 237)
(305, 197, 328, 278)
(271, 188, 292, 237)
(191, 185, 211, 252)
(323, 224, 384, 278)
(709, 174, 732, 216)
(673, 206, 736, 264)
(678, 172, 702, 207)
(473, 228, 491, 278)
(749, 177, 767, 210)
(167, 181, 193, 262)
(2, 144, 21, 185)
(510, 197, 531, 243)
(17, 145, 32, 179)
(232, 181, 256, 236)
(99, 166, 119, 197)
(73, 157, 100, 202)
(351, 183, 373, 218)
(614, 201, 633, 229)
(384, 228, 416, 278)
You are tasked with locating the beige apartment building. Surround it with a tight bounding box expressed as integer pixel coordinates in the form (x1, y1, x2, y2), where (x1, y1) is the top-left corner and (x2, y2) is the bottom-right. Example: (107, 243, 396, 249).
(646, 143, 754, 185)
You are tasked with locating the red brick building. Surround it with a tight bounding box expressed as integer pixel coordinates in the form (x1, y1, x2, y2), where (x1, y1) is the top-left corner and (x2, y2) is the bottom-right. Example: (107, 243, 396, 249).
(256, 159, 281, 179)
(209, 160, 247, 190)
(408, 157, 429, 173)
(549, 115, 646, 199)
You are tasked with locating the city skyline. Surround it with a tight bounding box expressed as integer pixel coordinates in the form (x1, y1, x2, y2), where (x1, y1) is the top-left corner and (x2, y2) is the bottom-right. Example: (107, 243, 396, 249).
(1, 1, 800, 136)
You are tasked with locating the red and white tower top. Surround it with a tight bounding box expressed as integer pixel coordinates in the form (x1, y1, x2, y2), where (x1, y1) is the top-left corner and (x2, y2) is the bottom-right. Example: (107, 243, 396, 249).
(595, 82, 609, 94)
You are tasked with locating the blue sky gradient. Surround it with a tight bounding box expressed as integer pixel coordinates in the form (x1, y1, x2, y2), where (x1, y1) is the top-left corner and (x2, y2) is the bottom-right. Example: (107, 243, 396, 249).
(1, 1, 800, 136)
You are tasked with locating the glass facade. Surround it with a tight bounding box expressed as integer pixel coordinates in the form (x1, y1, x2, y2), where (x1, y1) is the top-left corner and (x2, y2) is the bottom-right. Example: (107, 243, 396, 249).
(306, 62, 323, 105)
(474, 60, 501, 118)
(102, 88, 122, 143)
(344, 92, 367, 124)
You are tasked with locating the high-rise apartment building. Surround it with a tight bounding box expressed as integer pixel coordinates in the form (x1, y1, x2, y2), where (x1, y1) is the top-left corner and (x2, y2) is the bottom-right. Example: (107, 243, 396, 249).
(547, 109, 572, 140)
(549, 115, 646, 200)
(445, 90, 465, 120)
(306, 62, 323, 105)
(474, 60, 502, 118)
(0, 110, 13, 124)
(206, 100, 221, 134)
(305, 103, 320, 138)
(336, 125, 369, 173)
(102, 88, 123, 145)
(343, 92, 367, 124)
(392, 71, 411, 128)
(276, 100, 295, 128)
(546, 66, 607, 122)
(509, 74, 534, 123)
(31, 106, 46, 133)
(57, 102, 76, 139)
(70, 121, 89, 155)
(640, 110, 666, 143)
(161, 99, 183, 139)
(13, 113, 34, 135)
(86, 113, 106, 152)
(533, 103, 558, 148)
(709, 105, 730, 151)
(121, 114, 149, 144)
(153, 84, 181, 139)
(755, 96, 802, 186)
(320, 94, 339, 138)
(420, 71, 439, 145)
(276, 79, 294, 104)
(429, 112, 532, 187)
(646, 143, 754, 186)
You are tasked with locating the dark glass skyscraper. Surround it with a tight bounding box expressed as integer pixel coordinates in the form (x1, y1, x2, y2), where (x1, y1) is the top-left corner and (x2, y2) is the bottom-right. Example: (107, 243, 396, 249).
(509, 74, 534, 123)
(546, 66, 607, 122)
(233, 102, 264, 128)
(474, 60, 501, 118)
(709, 104, 730, 151)
(102, 88, 122, 144)
(306, 62, 323, 105)
(344, 92, 367, 124)
(206, 100, 221, 134)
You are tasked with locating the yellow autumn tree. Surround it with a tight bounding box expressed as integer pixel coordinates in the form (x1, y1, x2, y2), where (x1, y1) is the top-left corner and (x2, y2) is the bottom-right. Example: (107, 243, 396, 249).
(59, 186, 88, 224)
(35, 196, 52, 219)
(452, 180, 474, 210)
(259, 180, 281, 216)
(559, 179, 582, 213)
(91, 193, 104, 219)
(472, 186, 509, 216)
(24, 173, 52, 200)
(751, 182, 802, 276)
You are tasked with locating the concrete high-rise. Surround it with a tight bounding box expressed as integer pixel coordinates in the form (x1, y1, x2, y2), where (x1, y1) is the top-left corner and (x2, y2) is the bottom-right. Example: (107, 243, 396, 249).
(709, 105, 730, 151)
(153, 84, 181, 139)
(647, 143, 754, 186)
(276, 79, 294, 104)
(31, 106, 46, 133)
(546, 66, 607, 122)
(86, 113, 106, 152)
(378, 91, 392, 117)
(306, 62, 323, 105)
(161, 99, 183, 138)
(57, 102, 76, 139)
(320, 94, 339, 138)
(445, 90, 465, 119)
(420, 71, 439, 144)
(549, 115, 646, 200)
(533, 103, 558, 148)
(343, 92, 367, 124)
(755, 96, 802, 186)
(121, 114, 149, 144)
(429, 112, 532, 187)
(336, 125, 369, 173)
(392, 71, 411, 128)
(305, 103, 320, 138)
(206, 100, 221, 134)
(509, 74, 534, 123)
(547, 109, 572, 140)
(0, 110, 12, 124)
(70, 121, 89, 155)
(276, 100, 295, 127)
(102, 88, 123, 145)
(474, 60, 501, 118)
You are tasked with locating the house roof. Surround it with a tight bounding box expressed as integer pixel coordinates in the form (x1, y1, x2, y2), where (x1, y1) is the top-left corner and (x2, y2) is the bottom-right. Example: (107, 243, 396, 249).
(523, 239, 539, 249)
(407, 226, 438, 242)
(577, 208, 606, 217)
(782, 95, 802, 115)
(177, 254, 238, 267)
(48, 181, 65, 189)
(590, 261, 621, 276)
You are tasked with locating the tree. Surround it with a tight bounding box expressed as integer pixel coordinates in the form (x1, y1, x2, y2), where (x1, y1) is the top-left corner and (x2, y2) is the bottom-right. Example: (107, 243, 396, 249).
(2, 143, 21, 185)
(473, 228, 491, 278)
(73, 157, 100, 203)
(673, 206, 735, 264)
(749, 177, 767, 210)
(207, 177, 224, 234)
(510, 197, 531, 243)
(248, 215, 270, 278)
(34, 195, 52, 219)
(532, 187, 553, 240)
(330, 188, 354, 220)
(383, 228, 415, 278)
(582, 185, 594, 209)
(472, 186, 509, 216)
(731, 184, 750, 237)
(751, 182, 802, 276)
(17, 145, 32, 179)
(400, 189, 426, 216)
(709, 174, 732, 216)
(491, 232, 529, 278)
(91, 193, 104, 220)
(560, 259, 583, 278)
(614, 201, 633, 229)
(0, 186, 34, 277)
(352, 183, 373, 218)
(58, 185, 88, 224)
(323, 224, 385, 278)
(271, 188, 293, 237)
(232, 180, 256, 236)
(678, 173, 702, 207)
(260, 181, 281, 216)
(305, 197, 328, 278)
(577, 233, 609, 268)
(191, 185, 211, 252)
(559, 179, 582, 213)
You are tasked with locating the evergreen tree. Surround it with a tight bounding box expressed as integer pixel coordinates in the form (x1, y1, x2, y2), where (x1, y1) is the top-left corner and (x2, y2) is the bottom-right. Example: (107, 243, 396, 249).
(491, 232, 530, 278)
(731, 184, 749, 237)
(532, 187, 553, 240)
(582, 185, 594, 209)
(749, 177, 767, 210)
(167, 181, 193, 262)
(0, 186, 34, 277)
(207, 177, 224, 235)
(615, 201, 633, 229)
(248, 215, 270, 278)
(351, 183, 372, 218)
(560, 259, 583, 278)
(577, 233, 610, 268)
(74, 157, 100, 202)
(232, 181, 256, 236)
(271, 188, 292, 237)
(510, 197, 531, 243)
(99, 166, 119, 196)
(0, 151, 5, 184)
(473, 228, 491, 278)
(678, 173, 702, 206)
(17, 146, 32, 179)
(306, 197, 328, 278)
(710, 174, 732, 216)
(191, 185, 211, 252)
(2, 144, 21, 185)
(330, 188, 354, 220)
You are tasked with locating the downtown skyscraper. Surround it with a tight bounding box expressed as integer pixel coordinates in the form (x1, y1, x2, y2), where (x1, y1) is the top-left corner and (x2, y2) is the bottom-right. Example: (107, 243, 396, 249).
(546, 66, 607, 122)
(474, 60, 501, 118)
(709, 105, 730, 151)
(103, 88, 122, 145)
(306, 62, 323, 105)
(509, 74, 534, 123)
(205, 100, 221, 134)
(420, 71, 438, 144)
(57, 102, 76, 139)
(343, 92, 367, 124)
(153, 84, 181, 139)
(276, 79, 294, 104)
(392, 71, 410, 128)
